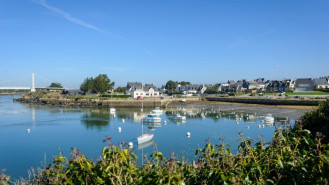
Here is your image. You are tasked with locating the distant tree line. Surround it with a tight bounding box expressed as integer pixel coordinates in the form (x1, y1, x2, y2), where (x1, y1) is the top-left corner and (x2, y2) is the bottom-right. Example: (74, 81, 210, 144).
(80, 74, 115, 94)
(49, 82, 63, 88)
(114, 87, 126, 93)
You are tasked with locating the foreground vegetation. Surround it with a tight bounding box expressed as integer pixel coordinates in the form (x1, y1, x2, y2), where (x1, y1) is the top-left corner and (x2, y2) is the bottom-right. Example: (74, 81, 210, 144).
(2, 102, 329, 184)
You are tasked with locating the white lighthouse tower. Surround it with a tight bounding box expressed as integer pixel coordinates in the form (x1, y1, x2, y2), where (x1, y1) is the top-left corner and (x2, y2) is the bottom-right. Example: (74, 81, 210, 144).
(31, 73, 36, 92)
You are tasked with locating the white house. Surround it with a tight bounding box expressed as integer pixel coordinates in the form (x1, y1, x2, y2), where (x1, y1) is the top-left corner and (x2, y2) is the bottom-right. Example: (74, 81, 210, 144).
(127, 82, 160, 98)
(131, 88, 145, 98)
(143, 84, 160, 97)
(313, 78, 329, 89)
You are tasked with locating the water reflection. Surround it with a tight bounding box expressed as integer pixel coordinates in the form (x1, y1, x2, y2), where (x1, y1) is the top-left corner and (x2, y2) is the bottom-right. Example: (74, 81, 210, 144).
(144, 122, 162, 130)
(164, 108, 292, 128)
(81, 110, 112, 130)
(2, 95, 302, 180)
(137, 140, 153, 150)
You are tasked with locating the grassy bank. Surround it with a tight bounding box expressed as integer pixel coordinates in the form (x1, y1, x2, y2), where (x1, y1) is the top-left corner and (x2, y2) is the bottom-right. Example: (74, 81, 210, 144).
(285, 91, 329, 95)
(2, 101, 329, 184)
(66, 94, 130, 100)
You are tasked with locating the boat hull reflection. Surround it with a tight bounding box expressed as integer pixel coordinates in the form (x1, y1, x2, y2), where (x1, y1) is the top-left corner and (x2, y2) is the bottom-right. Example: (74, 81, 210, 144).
(144, 122, 161, 130)
(138, 140, 154, 150)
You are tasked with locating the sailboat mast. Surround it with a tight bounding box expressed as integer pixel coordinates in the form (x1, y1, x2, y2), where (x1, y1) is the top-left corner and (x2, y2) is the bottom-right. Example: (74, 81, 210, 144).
(141, 81, 144, 135)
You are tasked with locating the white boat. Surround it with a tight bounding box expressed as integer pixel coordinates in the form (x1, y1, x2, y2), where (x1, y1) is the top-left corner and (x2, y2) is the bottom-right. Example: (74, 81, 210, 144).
(151, 107, 163, 115)
(170, 114, 186, 121)
(264, 114, 274, 123)
(137, 133, 154, 145)
(142, 114, 161, 123)
(109, 107, 116, 114)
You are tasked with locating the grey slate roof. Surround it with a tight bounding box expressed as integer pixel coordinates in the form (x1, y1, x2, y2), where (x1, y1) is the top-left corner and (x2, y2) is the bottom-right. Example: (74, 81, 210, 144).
(143, 84, 158, 91)
(255, 78, 265, 83)
(313, 78, 328, 86)
(228, 80, 235, 84)
(295, 78, 313, 87)
(186, 84, 203, 90)
(126, 82, 142, 91)
(247, 81, 258, 85)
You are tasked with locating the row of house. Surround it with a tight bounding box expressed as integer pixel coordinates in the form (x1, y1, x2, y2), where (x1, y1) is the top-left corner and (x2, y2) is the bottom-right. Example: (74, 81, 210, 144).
(173, 84, 207, 95)
(216, 77, 329, 93)
(124, 76, 329, 98)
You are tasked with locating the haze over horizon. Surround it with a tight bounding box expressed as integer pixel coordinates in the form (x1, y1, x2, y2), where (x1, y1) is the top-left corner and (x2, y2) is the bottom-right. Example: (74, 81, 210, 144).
(1, 0, 328, 88)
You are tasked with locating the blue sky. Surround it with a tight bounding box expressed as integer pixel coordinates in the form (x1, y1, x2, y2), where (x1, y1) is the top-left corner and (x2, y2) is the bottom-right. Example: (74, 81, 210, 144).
(0, 0, 328, 88)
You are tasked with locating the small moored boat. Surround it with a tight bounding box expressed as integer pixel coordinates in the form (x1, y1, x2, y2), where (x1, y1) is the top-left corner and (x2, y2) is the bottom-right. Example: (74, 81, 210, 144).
(264, 114, 274, 123)
(143, 114, 161, 123)
(137, 133, 154, 144)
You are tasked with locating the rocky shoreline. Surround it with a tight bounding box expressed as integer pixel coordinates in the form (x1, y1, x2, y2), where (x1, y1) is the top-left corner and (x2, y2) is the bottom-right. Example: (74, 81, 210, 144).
(14, 95, 165, 108)
(13, 93, 315, 120)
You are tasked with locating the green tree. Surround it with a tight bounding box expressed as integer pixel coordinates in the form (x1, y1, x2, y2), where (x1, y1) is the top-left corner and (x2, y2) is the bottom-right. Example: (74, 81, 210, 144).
(80, 77, 94, 93)
(49, 82, 63, 88)
(93, 74, 115, 94)
(165, 80, 191, 94)
(180, 81, 190, 85)
(204, 88, 219, 94)
(115, 87, 127, 93)
(165, 80, 178, 93)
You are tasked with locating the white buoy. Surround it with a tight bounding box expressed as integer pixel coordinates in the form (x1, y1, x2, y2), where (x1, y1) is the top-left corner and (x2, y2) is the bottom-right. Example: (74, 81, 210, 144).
(246, 126, 250, 129)
(262, 124, 265, 128)
(186, 132, 191, 137)
(122, 119, 125, 123)
(216, 116, 219, 118)
(118, 127, 122, 132)
(164, 120, 167, 125)
(128, 142, 133, 148)
(258, 125, 261, 128)
(236, 121, 239, 124)
(27, 128, 31, 133)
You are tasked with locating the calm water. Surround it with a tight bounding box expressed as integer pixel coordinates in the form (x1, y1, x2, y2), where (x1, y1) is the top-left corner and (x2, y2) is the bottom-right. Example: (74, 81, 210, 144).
(0, 95, 293, 180)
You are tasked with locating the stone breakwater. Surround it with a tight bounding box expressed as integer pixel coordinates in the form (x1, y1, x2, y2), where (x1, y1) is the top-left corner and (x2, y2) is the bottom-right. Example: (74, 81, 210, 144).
(14, 96, 169, 108)
(205, 97, 324, 106)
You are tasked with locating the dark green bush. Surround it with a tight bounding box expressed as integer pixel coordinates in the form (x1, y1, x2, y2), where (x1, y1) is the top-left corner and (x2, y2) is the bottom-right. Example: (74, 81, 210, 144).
(295, 99, 329, 143)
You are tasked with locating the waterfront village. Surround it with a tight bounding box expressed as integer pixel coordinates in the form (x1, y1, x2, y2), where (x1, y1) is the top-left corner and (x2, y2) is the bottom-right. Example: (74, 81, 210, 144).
(124, 76, 329, 98)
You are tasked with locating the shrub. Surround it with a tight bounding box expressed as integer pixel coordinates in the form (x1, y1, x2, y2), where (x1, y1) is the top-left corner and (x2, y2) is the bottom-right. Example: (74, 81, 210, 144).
(101, 94, 130, 99)
(295, 99, 329, 143)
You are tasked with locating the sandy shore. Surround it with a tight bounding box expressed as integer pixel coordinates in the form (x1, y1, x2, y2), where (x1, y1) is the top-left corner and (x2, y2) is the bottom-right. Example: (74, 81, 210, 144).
(168, 101, 315, 120)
